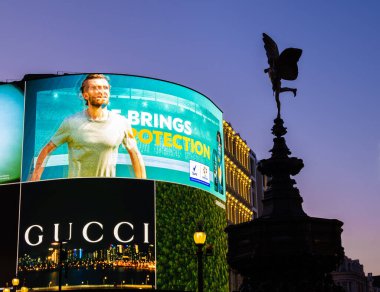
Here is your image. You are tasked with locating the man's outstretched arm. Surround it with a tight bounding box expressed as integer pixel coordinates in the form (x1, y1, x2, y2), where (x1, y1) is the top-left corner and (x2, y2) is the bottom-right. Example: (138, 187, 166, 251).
(125, 127, 146, 179)
(128, 146, 146, 179)
(30, 141, 57, 181)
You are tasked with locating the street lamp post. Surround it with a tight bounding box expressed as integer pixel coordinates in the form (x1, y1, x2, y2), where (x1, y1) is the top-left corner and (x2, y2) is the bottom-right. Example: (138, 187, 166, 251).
(12, 277, 19, 292)
(4, 283, 10, 292)
(19, 278, 27, 292)
(194, 224, 207, 292)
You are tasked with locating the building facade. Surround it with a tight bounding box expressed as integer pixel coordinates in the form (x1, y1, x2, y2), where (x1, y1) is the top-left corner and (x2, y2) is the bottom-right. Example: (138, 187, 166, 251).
(331, 256, 372, 292)
(367, 274, 380, 292)
(223, 120, 264, 291)
(224, 120, 262, 224)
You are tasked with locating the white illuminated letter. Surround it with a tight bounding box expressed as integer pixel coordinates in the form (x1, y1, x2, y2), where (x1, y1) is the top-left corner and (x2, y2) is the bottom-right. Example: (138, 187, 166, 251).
(114, 222, 134, 243)
(159, 114, 172, 130)
(54, 223, 59, 242)
(184, 121, 192, 135)
(82, 221, 103, 243)
(141, 112, 153, 127)
(67, 222, 73, 240)
(144, 223, 149, 243)
(25, 225, 43, 246)
(128, 110, 140, 125)
(173, 118, 184, 133)
(54, 223, 73, 241)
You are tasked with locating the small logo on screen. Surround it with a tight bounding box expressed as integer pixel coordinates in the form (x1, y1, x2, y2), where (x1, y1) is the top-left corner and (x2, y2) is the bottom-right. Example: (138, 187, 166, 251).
(189, 160, 210, 187)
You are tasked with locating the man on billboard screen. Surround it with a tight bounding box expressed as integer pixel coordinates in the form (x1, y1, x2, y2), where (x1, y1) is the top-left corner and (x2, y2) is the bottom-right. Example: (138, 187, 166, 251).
(30, 74, 146, 181)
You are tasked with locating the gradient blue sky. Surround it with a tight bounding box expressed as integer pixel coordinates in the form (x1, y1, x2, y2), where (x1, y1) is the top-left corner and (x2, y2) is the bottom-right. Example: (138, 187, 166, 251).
(1, 1, 379, 274)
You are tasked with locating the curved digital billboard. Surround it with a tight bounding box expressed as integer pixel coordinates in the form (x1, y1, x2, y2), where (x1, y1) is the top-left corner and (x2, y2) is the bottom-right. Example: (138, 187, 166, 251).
(21, 74, 225, 201)
(0, 84, 24, 184)
(0, 74, 228, 291)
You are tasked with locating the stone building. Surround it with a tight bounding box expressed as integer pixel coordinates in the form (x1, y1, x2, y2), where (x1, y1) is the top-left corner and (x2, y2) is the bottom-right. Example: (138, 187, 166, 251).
(367, 273, 380, 292)
(223, 120, 264, 291)
(331, 256, 370, 292)
(223, 120, 263, 224)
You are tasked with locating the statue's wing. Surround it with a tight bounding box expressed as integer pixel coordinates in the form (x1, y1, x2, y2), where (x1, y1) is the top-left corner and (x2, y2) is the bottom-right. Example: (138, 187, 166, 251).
(263, 33, 279, 68)
(278, 48, 302, 80)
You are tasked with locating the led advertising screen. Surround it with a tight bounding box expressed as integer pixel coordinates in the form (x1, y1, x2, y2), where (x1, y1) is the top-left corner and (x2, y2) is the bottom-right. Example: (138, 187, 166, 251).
(17, 179, 228, 291)
(1, 73, 229, 290)
(22, 74, 225, 201)
(0, 84, 24, 184)
(18, 179, 155, 289)
(0, 183, 19, 282)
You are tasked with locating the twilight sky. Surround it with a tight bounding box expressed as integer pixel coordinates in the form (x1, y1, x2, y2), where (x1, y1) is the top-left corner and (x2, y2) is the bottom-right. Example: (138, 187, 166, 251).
(1, 1, 379, 274)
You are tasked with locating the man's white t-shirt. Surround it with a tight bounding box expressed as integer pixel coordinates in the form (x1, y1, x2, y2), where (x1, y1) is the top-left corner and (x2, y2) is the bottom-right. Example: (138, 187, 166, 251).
(51, 110, 137, 178)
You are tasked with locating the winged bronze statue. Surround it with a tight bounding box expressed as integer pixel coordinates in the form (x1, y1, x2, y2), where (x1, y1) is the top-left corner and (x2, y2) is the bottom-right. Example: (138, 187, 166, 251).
(263, 33, 302, 118)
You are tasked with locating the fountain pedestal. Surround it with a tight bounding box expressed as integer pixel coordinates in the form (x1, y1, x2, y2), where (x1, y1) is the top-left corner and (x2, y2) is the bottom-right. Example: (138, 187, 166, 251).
(226, 118, 344, 292)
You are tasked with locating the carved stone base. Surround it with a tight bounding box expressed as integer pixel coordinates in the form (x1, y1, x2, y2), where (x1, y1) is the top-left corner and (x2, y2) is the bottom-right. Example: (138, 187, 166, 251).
(226, 216, 344, 292)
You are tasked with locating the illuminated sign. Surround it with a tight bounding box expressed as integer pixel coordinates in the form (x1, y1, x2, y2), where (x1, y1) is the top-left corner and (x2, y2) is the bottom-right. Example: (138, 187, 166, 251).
(0, 84, 24, 184)
(0, 74, 229, 290)
(17, 179, 229, 291)
(21, 74, 225, 200)
(23, 221, 151, 246)
(18, 179, 156, 288)
(189, 160, 210, 186)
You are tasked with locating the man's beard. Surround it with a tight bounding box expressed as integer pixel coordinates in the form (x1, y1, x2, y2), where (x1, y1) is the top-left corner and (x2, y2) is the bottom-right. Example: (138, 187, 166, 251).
(89, 96, 108, 108)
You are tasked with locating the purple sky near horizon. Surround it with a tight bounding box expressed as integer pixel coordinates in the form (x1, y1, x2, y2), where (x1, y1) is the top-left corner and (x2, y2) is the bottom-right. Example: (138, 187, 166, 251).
(1, 1, 379, 274)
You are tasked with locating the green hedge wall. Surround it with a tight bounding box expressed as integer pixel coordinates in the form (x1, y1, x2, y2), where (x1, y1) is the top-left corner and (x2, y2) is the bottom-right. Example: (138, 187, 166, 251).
(156, 182, 228, 291)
